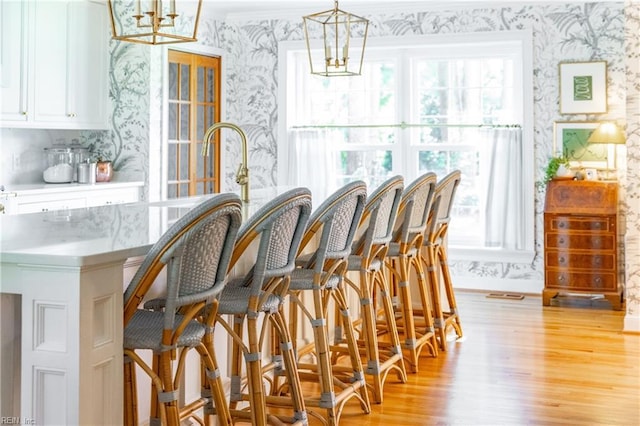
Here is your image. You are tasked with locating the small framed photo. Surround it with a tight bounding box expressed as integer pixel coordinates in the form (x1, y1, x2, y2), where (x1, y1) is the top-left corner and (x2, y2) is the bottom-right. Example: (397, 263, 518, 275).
(553, 121, 612, 168)
(559, 61, 608, 114)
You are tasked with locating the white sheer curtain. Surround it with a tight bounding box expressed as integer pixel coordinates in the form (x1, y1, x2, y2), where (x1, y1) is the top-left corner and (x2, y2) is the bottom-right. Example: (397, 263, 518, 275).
(482, 127, 524, 250)
(287, 129, 339, 202)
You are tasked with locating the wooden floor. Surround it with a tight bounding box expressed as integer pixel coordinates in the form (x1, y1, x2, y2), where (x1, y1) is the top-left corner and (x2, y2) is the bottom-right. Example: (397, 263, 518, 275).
(321, 291, 640, 425)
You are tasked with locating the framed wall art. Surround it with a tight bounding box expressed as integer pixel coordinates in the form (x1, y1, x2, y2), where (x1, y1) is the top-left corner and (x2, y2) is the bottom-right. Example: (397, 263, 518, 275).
(553, 121, 612, 168)
(559, 61, 608, 114)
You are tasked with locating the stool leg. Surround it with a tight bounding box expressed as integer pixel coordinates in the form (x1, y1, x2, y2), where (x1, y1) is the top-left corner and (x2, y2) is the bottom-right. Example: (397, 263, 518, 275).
(271, 309, 308, 425)
(374, 268, 407, 384)
(423, 243, 447, 351)
(438, 244, 463, 339)
(123, 355, 138, 426)
(411, 251, 438, 359)
(395, 252, 419, 373)
(333, 285, 371, 413)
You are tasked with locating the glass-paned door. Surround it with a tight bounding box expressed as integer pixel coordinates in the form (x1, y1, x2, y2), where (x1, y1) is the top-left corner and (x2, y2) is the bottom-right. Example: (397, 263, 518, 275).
(167, 50, 221, 198)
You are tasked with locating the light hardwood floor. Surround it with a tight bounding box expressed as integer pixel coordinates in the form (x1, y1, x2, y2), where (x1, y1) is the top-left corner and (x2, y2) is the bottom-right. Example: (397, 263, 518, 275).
(328, 291, 640, 426)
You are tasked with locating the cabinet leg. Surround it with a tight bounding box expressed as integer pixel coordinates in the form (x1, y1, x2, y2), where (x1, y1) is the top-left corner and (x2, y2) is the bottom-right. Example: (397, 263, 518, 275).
(604, 293, 623, 311)
(542, 289, 556, 307)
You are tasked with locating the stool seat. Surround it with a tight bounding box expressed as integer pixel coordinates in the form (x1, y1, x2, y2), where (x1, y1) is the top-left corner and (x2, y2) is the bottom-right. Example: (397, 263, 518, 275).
(124, 310, 205, 350)
(217, 278, 283, 314)
(289, 268, 341, 290)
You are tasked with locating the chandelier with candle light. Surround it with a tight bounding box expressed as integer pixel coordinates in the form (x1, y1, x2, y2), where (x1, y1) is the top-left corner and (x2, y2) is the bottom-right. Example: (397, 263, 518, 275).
(303, 1, 370, 77)
(107, 0, 202, 45)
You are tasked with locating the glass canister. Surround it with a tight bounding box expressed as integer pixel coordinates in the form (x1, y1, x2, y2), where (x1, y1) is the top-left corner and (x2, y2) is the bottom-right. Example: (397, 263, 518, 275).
(43, 147, 74, 183)
(72, 147, 90, 182)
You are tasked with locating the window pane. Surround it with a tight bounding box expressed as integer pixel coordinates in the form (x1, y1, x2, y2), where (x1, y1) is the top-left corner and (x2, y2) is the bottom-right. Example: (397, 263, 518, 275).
(169, 63, 178, 100)
(197, 105, 204, 138)
(180, 105, 190, 141)
(168, 143, 177, 180)
(168, 103, 177, 140)
(335, 150, 392, 189)
(207, 68, 215, 103)
(197, 67, 204, 102)
(305, 60, 397, 125)
(168, 183, 177, 199)
(180, 64, 190, 101)
(179, 143, 190, 180)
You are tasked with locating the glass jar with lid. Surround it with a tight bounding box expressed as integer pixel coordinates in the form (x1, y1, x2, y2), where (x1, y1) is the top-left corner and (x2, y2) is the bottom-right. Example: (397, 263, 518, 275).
(43, 147, 74, 183)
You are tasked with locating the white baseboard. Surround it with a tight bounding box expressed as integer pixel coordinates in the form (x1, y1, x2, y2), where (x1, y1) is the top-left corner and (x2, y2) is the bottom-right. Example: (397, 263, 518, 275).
(624, 313, 640, 333)
(452, 275, 543, 295)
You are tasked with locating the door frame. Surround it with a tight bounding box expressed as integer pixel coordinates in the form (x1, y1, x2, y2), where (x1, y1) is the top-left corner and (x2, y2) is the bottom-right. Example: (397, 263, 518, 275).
(152, 44, 227, 202)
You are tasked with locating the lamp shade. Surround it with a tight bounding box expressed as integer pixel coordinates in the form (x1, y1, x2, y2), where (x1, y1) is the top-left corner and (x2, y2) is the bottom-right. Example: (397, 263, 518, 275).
(303, 1, 369, 77)
(587, 122, 626, 144)
(107, 0, 202, 45)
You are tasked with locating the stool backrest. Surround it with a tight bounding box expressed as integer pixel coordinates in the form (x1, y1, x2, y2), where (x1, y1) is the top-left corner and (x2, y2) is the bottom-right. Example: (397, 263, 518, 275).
(232, 187, 312, 296)
(300, 181, 367, 271)
(427, 170, 462, 244)
(123, 193, 242, 326)
(353, 175, 404, 259)
(393, 172, 437, 245)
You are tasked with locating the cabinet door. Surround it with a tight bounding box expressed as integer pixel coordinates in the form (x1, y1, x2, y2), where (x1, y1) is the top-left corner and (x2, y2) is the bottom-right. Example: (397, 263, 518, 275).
(67, 0, 109, 128)
(0, 0, 31, 123)
(6, 0, 109, 129)
(87, 187, 141, 207)
(17, 196, 87, 214)
(32, 0, 72, 124)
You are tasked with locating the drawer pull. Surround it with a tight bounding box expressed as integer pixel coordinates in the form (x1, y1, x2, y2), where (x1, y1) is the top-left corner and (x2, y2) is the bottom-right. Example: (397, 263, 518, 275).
(559, 256, 566, 265)
(593, 238, 601, 247)
(558, 222, 566, 229)
(559, 237, 566, 245)
(594, 277, 602, 285)
(557, 275, 566, 282)
(594, 222, 602, 230)
(594, 257, 602, 266)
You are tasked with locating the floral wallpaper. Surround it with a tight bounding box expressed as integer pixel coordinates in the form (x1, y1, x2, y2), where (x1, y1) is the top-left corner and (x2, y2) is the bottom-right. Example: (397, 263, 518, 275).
(91, 2, 638, 328)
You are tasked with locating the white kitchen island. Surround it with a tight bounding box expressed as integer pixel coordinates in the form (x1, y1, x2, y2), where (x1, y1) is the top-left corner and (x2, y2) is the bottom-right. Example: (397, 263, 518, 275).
(0, 188, 292, 425)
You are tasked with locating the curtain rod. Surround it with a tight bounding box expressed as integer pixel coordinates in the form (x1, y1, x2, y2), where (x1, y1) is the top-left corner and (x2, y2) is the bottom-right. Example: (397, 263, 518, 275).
(291, 122, 521, 130)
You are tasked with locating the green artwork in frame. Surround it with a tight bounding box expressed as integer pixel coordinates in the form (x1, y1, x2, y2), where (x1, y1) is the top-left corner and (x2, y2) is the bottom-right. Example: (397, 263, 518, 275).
(553, 121, 609, 167)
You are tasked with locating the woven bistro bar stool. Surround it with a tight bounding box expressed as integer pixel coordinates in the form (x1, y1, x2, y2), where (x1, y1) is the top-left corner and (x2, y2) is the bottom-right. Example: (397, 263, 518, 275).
(214, 188, 312, 426)
(122, 193, 242, 426)
(285, 181, 371, 425)
(339, 175, 407, 404)
(421, 170, 463, 350)
(384, 172, 439, 373)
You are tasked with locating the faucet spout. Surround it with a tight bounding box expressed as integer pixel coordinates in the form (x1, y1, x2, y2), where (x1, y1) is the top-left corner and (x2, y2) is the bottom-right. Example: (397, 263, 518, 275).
(202, 122, 250, 203)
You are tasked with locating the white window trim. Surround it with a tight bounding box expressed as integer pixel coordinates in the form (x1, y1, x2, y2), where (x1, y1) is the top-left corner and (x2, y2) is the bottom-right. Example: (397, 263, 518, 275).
(278, 29, 535, 263)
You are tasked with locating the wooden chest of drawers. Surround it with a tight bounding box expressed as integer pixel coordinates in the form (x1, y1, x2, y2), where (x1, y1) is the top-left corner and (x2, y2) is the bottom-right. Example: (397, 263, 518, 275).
(543, 179, 622, 310)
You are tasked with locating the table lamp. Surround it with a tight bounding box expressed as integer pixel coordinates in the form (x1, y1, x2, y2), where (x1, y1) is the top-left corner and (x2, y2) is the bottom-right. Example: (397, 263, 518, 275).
(586, 121, 626, 180)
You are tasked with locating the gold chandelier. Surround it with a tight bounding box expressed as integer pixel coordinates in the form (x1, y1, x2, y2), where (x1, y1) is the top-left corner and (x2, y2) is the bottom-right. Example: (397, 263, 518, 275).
(303, 1, 370, 77)
(107, 0, 203, 45)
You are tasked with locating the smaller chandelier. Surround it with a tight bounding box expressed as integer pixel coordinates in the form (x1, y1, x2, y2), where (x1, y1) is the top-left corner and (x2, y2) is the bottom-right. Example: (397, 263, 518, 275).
(303, 1, 369, 77)
(107, 0, 203, 45)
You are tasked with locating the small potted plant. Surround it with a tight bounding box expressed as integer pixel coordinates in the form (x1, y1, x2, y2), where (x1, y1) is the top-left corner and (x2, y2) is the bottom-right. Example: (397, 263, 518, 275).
(537, 155, 571, 190)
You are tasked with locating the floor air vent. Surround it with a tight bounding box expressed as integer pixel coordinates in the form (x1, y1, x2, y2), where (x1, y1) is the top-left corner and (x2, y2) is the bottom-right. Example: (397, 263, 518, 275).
(486, 293, 525, 300)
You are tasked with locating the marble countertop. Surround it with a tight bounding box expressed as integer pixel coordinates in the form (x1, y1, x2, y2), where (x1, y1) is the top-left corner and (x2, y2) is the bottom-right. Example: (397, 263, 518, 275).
(0, 187, 296, 269)
(0, 180, 144, 197)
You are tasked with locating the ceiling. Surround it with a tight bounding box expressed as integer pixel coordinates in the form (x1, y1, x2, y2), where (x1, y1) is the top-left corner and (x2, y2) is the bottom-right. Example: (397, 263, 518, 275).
(203, 1, 497, 18)
(204, 0, 583, 19)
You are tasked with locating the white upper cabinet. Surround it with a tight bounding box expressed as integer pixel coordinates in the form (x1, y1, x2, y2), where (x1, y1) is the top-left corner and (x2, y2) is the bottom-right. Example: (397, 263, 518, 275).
(1, 0, 109, 129)
(0, 0, 30, 123)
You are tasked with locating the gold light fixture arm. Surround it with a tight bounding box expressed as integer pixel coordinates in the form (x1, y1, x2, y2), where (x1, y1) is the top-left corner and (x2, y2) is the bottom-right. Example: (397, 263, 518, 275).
(202, 122, 250, 203)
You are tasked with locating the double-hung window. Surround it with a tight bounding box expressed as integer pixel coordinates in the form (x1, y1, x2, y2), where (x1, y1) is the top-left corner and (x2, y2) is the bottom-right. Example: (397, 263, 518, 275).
(279, 31, 534, 260)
